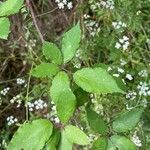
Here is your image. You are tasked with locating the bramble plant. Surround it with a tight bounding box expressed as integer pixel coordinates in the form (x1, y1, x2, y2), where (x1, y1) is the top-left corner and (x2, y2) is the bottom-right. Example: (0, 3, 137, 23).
(0, 0, 149, 150)
(6, 20, 143, 150)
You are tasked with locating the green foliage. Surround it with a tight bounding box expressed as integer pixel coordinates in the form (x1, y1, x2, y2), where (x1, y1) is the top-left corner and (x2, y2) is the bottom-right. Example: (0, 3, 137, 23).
(93, 137, 108, 150)
(58, 130, 72, 150)
(86, 107, 107, 135)
(0, 0, 24, 16)
(7, 119, 53, 150)
(2, 3, 148, 148)
(64, 125, 89, 145)
(50, 71, 72, 104)
(112, 108, 144, 133)
(74, 88, 90, 107)
(108, 135, 137, 150)
(62, 23, 81, 63)
(50, 72, 76, 123)
(44, 129, 60, 150)
(73, 67, 125, 94)
(56, 91, 76, 124)
(42, 41, 62, 65)
(31, 63, 59, 78)
(0, 17, 10, 39)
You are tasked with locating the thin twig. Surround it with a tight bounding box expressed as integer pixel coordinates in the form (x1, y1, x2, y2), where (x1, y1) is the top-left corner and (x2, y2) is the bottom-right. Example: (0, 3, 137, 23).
(26, 0, 44, 43)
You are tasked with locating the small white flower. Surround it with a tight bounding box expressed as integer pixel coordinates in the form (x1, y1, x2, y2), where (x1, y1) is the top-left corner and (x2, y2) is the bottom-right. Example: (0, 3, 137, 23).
(138, 70, 148, 77)
(7, 116, 18, 126)
(131, 133, 142, 147)
(122, 43, 129, 50)
(62, 0, 67, 5)
(126, 91, 137, 100)
(126, 74, 133, 80)
(115, 42, 121, 49)
(123, 36, 129, 41)
(55, 0, 60, 3)
(119, 38, 124, 44)
(0, 87, 10, 96)
(54, 117, 60, 124)
(113, 74, 120, 77)
(17, 78, 25, 85)
(58, 2, 64, 9)
(107, 67, 112, 71)
(67, 2, 73, 9)
(137, 82, 150, 96)
(120, 59, 127, 66)
(118, 67, 124, 74)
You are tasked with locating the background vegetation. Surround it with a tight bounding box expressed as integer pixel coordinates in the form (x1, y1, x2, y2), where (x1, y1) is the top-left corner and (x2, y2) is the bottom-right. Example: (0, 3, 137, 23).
(0, 0, 150, 149)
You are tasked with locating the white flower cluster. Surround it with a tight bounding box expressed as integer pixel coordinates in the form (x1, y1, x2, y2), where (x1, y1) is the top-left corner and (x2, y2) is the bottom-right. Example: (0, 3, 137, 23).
(115, 36, 130, 51)
(126, 91, 137, 100)
(16, 78, 25, 85)
(141, 98, 147, 108)
(84, 14, 100, 37)
(27, 99, 47, 111)
(75, 49, 82, 59)
(55, 0, 73, 10)
(51, 104, 60, 124)
(138, 70, 148, 77)
(90, 94, 104, 115)
(44, 101, 60, 124)
(10, 94, 22, 108)
(112, 21, 127, 30)
(131, 132, 142, 147)
(6, 116, 18, 126)
(0, 140, 7, 149)
(25, 39, 36, 48)
(73, 49, 83, 69)
(0, 87, 10, 96)
(120, 59, 127, 66)
(100, 0, 115, 10)
(117, 67, 124, 74)
(89, 134, 97, 143)
(137, 82, 150, 96)
(126, 74, 133, 80)
(73, 61, 81, 69)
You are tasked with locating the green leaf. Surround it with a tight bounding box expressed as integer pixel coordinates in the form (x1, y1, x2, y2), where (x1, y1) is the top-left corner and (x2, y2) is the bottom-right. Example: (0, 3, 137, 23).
(62, 23, 81, 63)
(50, 72, 76, 123)
(65, 125, 89, 145)
(93, 137, 108, 150)
(106, 140, 117, 150)
(0, 0, 24, 16)
(109, 135, 137, 150)
(57, 91, 76, 124)
(0, 17, 10, 39)
(73, 67, 124, 94)
(44, 129, 60, 150)
(32, 63, 59, 78)
(74, 88, 89, 107)
(86, 107, 107, 135)
(112, 108, 144, 133)
(42, 41, 62, 65)
(58, 130, 72, 150)
(50, 71, 71, 104)
(7, 119, 53, 150)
